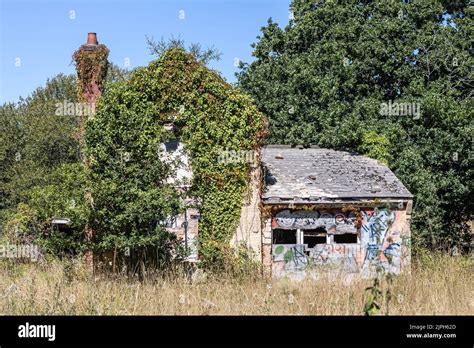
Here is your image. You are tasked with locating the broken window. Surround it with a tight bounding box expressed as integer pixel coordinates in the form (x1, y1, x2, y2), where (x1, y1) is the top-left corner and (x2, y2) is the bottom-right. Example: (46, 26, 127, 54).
(334, 233, 358, 244)
(303, 227, 328, 248)
(272, 229, 297, 244)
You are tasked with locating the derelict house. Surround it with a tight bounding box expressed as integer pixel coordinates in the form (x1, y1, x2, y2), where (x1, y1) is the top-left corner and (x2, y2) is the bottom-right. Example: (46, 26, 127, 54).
(71, 33, 413, 278)
(165, 145, 414, 279)
(233, 146, 413, 280)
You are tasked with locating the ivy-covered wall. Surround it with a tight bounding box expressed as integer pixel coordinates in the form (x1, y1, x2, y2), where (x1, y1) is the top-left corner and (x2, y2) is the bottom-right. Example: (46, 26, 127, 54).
(85, 48, 267, 269)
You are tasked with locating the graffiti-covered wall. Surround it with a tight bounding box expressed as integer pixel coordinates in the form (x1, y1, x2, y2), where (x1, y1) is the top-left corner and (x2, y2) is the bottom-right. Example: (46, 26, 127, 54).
(270, 206, 411, 280)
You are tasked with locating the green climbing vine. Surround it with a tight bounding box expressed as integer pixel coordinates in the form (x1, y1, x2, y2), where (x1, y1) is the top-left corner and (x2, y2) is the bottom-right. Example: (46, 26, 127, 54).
(85, 48, 266, 270)
(73, 44, 109, 102)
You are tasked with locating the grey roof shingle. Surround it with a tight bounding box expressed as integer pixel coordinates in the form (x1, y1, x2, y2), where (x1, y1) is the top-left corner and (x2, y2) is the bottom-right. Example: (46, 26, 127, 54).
(262, 145, 413, 202)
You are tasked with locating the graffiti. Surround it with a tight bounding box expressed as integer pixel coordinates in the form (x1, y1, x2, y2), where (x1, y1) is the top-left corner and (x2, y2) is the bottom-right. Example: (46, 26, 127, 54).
(274, 210, 358, 234)
(272, 207, 409, 279)
(273, 244, 308, 271)
(291, 245, 308, 269)
(310, 244, 361, 274)
(364, 244, 379, 263)
(273, 243, 362, 273)
(361, 208, 395, 244)
(361, 208, 399, 274)
(383, 242, 401, 272)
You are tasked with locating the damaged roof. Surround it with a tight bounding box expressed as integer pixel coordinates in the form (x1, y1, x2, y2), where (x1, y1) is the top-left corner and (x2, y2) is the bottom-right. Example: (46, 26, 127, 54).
(262, 145, 413, 203)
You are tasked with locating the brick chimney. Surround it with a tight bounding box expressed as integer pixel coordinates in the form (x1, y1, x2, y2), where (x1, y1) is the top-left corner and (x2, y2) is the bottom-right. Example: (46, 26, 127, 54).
(73, 33, 109, 270)
(73, 32, 109, 106)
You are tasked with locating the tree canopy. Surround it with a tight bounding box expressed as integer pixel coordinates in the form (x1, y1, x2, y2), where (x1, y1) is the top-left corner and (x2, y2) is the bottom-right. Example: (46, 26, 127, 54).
(0, 64, 130, 254)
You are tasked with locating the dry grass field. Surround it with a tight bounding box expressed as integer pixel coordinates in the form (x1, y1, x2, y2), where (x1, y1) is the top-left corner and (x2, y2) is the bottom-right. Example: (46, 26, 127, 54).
(0, 252, 472, 315)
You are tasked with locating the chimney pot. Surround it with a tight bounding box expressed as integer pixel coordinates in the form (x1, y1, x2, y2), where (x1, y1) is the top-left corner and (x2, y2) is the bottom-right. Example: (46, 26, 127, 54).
(87, 32, 98, 45)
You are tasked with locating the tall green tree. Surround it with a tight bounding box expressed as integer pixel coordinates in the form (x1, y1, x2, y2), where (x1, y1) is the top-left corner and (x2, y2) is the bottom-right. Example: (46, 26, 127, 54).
(238, 0, 473, 250)
(0, 64, 130, 248)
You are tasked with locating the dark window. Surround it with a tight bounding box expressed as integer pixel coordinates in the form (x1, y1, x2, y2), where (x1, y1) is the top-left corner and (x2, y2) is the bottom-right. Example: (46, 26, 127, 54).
(272, 229, 297, 244)
(164, 139, 179, 152)
(334, 233, 358, 244)
(304, 227, 327, 248)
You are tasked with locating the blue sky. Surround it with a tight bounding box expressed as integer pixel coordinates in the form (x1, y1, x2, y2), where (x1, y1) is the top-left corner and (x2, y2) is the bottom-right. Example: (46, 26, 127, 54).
(0, 0, 291, 103)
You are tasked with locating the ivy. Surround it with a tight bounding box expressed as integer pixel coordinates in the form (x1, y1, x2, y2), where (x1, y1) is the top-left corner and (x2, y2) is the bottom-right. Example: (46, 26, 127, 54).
(85, 48, 266, 269)
(72, 44, 109, 102)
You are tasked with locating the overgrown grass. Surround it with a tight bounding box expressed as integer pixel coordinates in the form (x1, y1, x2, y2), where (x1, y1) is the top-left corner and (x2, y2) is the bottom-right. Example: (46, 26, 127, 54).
(0, 252, 472, 315)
